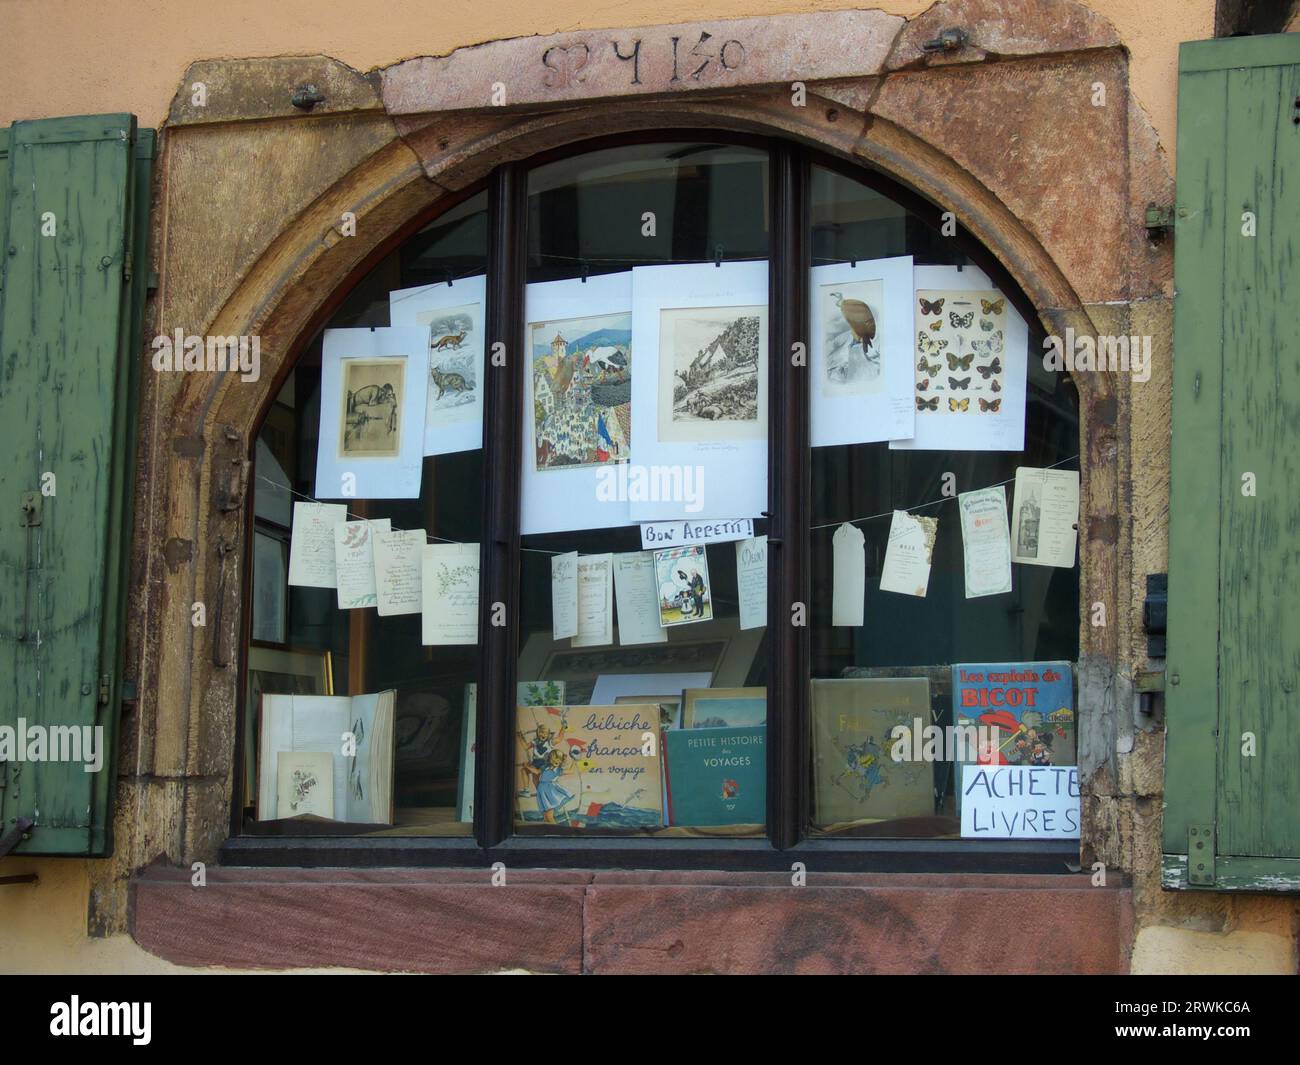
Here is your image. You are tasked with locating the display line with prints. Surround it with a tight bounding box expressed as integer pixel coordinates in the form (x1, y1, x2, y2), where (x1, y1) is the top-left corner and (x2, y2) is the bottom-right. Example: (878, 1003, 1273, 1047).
(265, 452, 1079, 548)
(257, 475, 566, 556)
(808, 455, 1080, 532)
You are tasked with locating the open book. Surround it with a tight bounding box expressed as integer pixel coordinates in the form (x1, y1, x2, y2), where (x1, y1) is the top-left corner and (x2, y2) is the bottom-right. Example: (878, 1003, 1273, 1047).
(257, 691, 396, 823)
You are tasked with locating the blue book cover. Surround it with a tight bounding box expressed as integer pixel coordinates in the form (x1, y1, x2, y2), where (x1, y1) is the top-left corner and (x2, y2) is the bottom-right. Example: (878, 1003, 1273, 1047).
(663, 725, 765, 826)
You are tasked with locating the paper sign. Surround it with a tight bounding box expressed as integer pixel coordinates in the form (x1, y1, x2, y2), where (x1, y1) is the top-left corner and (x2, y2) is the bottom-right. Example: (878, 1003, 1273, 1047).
(639, 517, 753, 550)
(831, 522, 866, 627)
(287, 502, 348, 588)
(960, 764, 1080, 838)
(736, 535, 768, 630)
(573, 553, 614, 647)
(334, 518, 392, 609)
(958, 486, 1012, 598)
(551, 551, 579, 640)
(421, 542, 480, 645)
(373, 528, 425, 616)
(1011, 467, 1080, 568)
(879, 511, 938, 598)
(612, 552, 668, 646)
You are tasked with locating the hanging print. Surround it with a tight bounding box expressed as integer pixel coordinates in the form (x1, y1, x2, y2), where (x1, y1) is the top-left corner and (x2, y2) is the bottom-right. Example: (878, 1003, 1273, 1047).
(652, 544, 714, 627)
(809, 255, 914, 446)
(530, 311, 632, 471)
(891, 265, 1027, 453)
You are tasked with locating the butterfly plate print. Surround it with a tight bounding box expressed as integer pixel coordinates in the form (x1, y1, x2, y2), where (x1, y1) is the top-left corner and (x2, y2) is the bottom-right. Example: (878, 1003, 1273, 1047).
(894, 265, 1027, 453)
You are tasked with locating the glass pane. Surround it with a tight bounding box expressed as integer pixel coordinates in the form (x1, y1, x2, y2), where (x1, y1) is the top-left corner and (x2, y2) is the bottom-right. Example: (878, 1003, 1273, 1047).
(807, 165, 1080, 839)
(516, 143, 771, 836)
(242, 190, 489, 836)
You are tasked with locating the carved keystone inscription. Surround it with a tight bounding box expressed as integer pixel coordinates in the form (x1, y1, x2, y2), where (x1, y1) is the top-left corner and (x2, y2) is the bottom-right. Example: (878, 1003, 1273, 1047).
(381, 10, 904, 114)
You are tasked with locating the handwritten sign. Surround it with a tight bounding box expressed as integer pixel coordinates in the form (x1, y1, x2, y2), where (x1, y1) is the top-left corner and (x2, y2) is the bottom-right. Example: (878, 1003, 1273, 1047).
(960, 764, 1080, 839)
(639, 517, 753, 550)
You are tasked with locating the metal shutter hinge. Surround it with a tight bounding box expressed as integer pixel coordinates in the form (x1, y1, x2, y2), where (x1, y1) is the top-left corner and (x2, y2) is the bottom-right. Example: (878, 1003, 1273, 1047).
(1188, 825, 1215, 886)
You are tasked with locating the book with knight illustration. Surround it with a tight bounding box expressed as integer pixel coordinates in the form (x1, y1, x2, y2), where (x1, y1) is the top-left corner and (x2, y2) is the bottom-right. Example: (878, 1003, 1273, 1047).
(811, 677, 933, 826)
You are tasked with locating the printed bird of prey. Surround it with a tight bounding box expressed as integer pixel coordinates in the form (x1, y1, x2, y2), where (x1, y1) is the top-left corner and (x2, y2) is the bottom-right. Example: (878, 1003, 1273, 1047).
(830, 292, 877, 355)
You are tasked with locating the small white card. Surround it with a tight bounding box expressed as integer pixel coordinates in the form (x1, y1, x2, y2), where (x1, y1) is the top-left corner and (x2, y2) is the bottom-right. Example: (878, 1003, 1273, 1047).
(831, 522, 866, 627)
(1011, 467, 1080, 568)
(958, 486, 1013, 598)
(287, 502, 348, 588)
(333, 518, 391, 609)
(612, 552, 668, 646)
(573, 553, 614, 648)
(736, 535, 768, 630)
(879, 511, 938, 598)
(421, 542, 480, 645)
(551, 551, 579, 640)
(373, 528, 425, 616)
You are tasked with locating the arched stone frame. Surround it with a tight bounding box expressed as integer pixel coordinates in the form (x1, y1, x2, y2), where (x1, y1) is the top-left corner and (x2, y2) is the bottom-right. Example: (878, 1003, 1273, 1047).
(109, 5, 1169, 926)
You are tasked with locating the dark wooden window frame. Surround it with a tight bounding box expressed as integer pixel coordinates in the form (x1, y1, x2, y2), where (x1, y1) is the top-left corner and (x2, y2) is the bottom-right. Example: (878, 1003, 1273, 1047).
(223, 131, 1078, 872)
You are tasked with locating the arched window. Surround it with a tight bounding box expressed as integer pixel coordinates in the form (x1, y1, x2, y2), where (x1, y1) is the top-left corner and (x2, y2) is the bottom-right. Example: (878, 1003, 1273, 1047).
(241, 136, 1078, 862)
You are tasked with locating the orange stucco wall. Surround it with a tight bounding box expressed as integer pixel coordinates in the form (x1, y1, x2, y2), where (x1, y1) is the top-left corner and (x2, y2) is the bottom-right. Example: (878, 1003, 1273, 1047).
(2, 0, 1212, 158)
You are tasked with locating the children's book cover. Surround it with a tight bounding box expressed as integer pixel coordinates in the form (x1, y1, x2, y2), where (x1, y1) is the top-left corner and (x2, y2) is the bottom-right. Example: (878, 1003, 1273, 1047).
(514, 704, 662, 829)
(663, 725, 766, 826)
(951, 661, 1075, 814)
(951, 662, 1075, 766)
(811, 678, 933, 826)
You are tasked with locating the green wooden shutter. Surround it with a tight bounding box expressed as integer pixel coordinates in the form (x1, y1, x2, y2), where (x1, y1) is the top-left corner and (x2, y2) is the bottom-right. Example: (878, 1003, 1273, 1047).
(0, 115, 152, 856)
(1165, 34, 1300, 892)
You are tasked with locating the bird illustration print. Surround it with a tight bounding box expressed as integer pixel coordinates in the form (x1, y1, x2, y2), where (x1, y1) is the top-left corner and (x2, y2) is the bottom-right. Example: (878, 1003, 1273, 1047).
(830, 291, 877, 355)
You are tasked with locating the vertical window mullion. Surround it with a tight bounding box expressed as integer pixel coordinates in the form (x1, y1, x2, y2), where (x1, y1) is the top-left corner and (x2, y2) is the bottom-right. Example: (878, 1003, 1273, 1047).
(766, 142, 812, 849)
(476, 163, 527, 849)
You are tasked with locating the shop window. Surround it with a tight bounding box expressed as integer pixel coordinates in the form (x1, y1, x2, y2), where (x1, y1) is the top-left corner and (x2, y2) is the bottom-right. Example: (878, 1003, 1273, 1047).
(238, 137, 1079, 857)
(806, 166, 1079, 840)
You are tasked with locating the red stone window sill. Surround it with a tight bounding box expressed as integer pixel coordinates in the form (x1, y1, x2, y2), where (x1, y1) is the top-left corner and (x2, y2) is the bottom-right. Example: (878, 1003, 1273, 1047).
(131, 865, 1132, 974)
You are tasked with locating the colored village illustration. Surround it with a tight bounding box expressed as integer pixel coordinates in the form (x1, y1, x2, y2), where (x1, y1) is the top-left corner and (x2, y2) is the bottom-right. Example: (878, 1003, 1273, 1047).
(531, 312, 632, 470)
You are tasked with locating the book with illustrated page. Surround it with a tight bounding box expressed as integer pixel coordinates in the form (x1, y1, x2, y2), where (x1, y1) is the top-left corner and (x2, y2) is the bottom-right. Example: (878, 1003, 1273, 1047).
(276, 751, 334, 819)
(257, 691, 396, 823)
